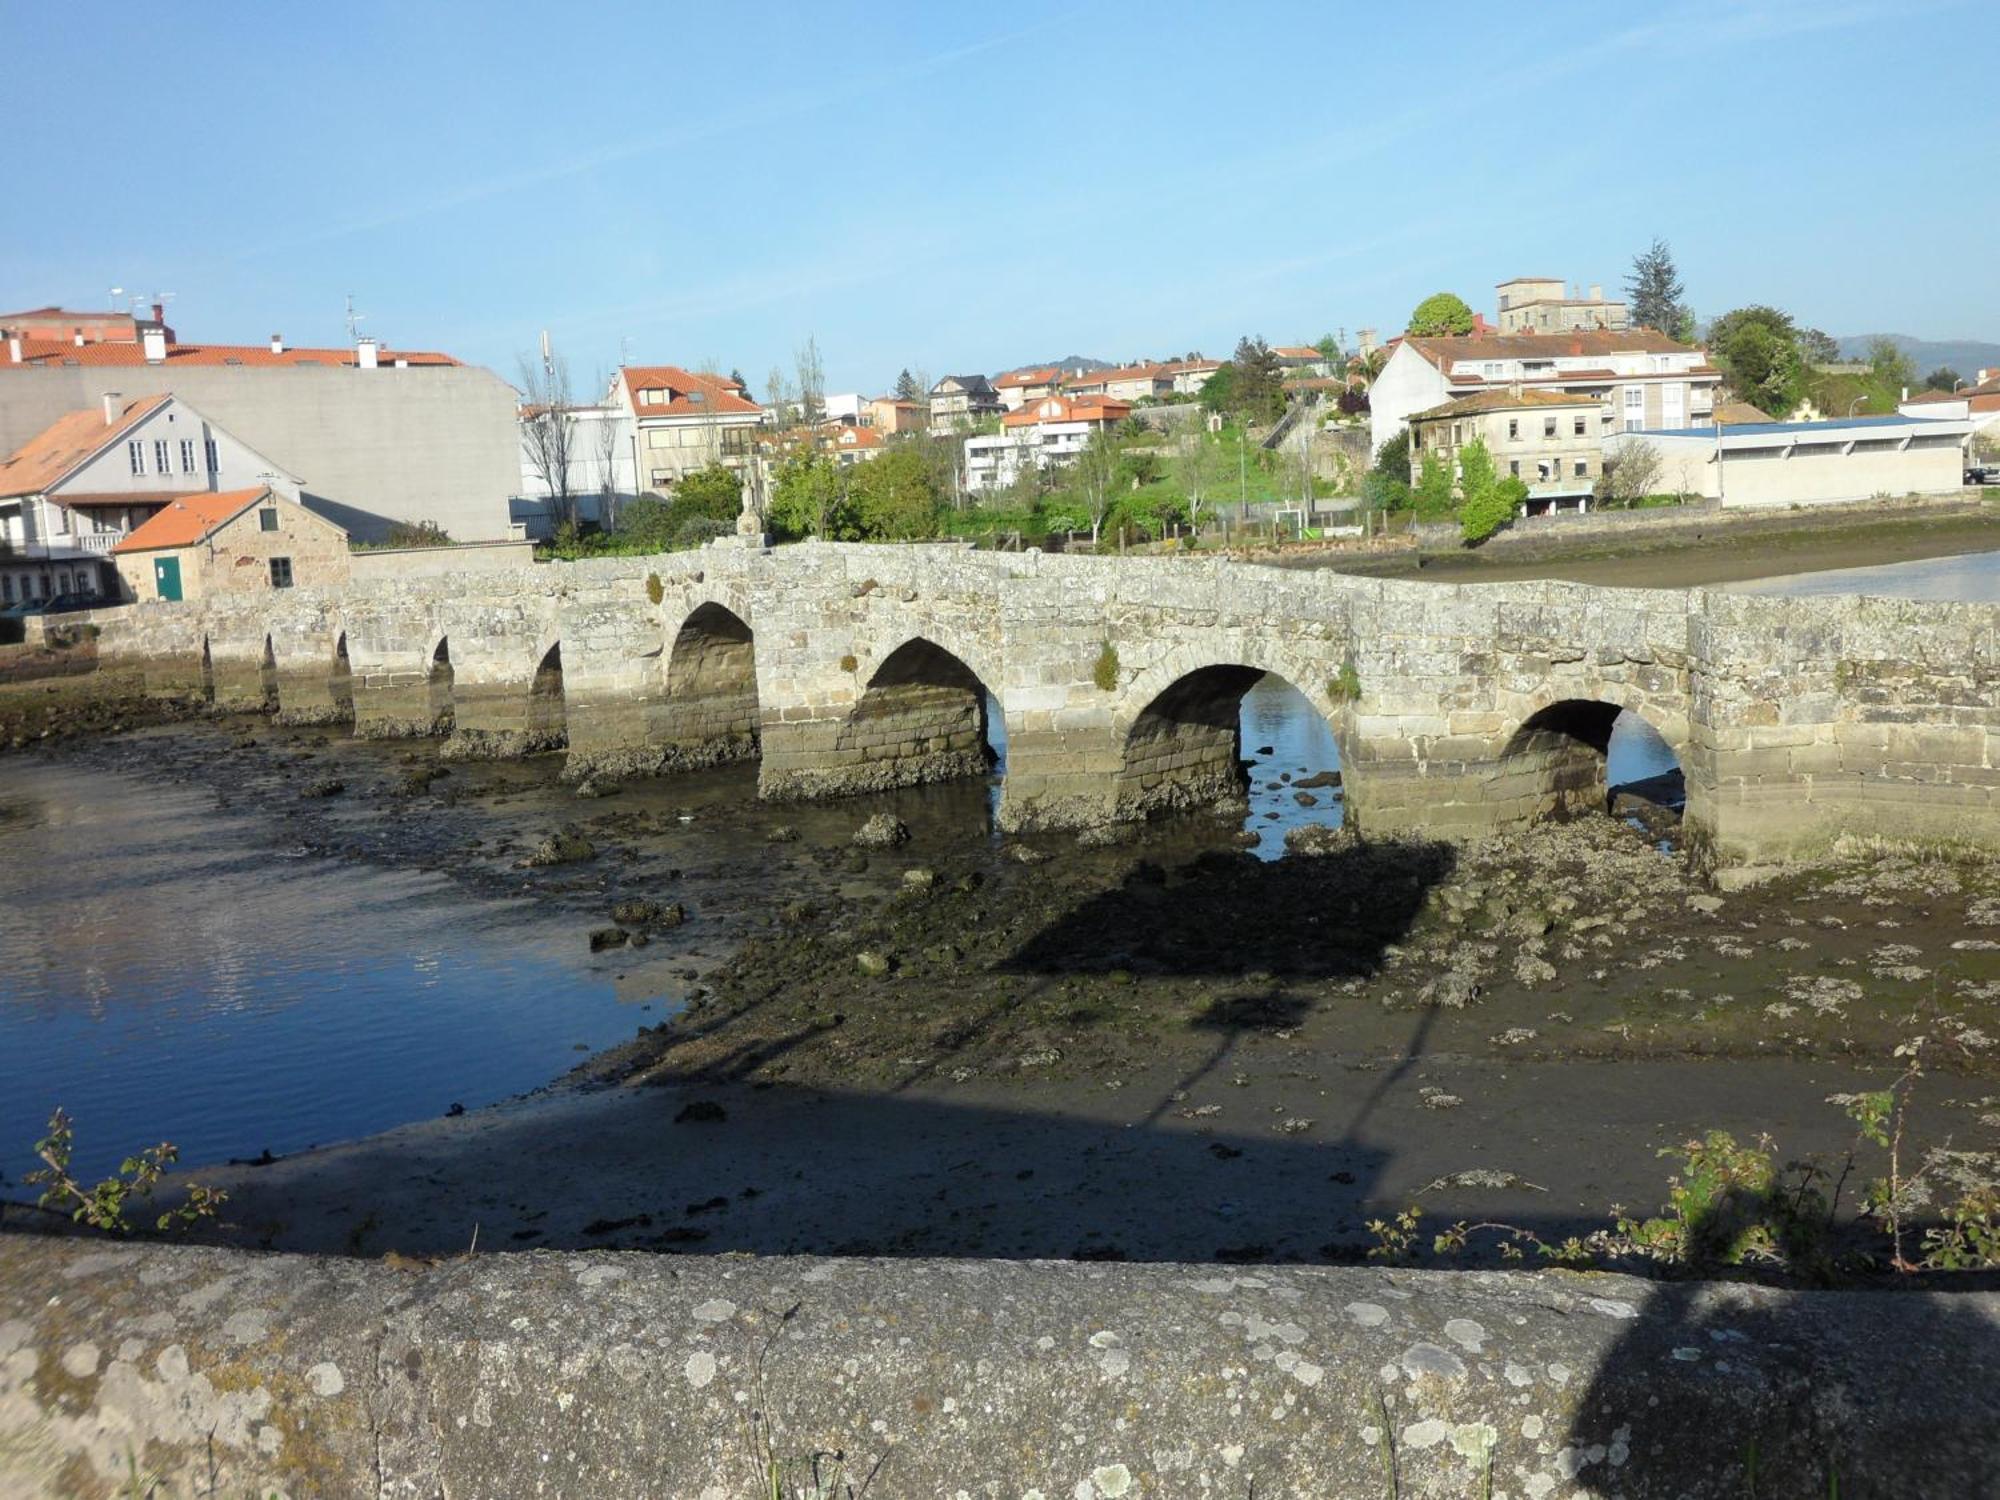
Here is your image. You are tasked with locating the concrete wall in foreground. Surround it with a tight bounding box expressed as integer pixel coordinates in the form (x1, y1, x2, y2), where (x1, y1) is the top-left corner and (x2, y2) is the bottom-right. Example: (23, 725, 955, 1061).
(92, 541, 2000, 880)
(2, 1236, 1997, 1499)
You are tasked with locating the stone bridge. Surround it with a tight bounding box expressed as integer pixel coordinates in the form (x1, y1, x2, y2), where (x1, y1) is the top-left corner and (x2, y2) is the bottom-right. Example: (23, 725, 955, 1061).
(97, 541, 2000, 882)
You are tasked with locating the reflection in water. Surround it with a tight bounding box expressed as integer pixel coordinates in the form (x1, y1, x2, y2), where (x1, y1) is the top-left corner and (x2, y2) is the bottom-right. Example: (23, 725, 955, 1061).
(1727, 547, 2000, 602)
(1240, 676, 1346, 859)
(0, 762, 666, 1184)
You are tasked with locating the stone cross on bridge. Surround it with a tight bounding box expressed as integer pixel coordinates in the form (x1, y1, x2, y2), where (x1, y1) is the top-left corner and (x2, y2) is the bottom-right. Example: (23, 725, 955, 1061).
(98, 542, 2000, 885)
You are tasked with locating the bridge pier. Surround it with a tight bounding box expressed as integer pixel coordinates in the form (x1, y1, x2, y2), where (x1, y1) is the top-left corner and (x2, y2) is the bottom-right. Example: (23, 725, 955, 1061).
(441, 643, 566, 761)
(204, 631, 275, 712)
(269, 621, 351, 726)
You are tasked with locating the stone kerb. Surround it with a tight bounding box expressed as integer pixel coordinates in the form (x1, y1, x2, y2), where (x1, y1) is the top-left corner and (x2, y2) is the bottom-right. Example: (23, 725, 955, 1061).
(5, 1236, 1999, 1498)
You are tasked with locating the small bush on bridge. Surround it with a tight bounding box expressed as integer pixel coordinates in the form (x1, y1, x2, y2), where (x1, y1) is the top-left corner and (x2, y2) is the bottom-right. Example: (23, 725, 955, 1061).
(1093, 641, 1119, 692)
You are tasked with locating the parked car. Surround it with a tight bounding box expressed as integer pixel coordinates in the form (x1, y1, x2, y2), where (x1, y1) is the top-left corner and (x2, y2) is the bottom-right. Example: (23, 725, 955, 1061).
(1969, 463, 2000, 486)
(0, 592, 97, 622)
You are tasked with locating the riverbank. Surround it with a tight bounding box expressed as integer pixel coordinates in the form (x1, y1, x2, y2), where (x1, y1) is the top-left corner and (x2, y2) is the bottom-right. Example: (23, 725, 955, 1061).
(1315, 496, 2000, 589)
(4, 678, 1998, 1278)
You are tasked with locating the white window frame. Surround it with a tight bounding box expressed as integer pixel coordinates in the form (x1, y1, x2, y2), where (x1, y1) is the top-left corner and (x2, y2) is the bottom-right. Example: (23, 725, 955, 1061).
(180, 439, 196, 473)
(128, 440, 145, 475)
(154, 439, 170, 473)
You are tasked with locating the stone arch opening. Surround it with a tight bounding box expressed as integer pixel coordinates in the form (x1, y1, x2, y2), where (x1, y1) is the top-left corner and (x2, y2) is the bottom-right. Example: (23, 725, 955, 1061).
(330, 632, 354, 718)
(428, 636, 455, 732)
(527, 642, 567, 750)
(1118, 665, 1342, 830)
(833, 637, 998, 793)
(662, 603, 759, 765)
(1499, 699, 1683, 829)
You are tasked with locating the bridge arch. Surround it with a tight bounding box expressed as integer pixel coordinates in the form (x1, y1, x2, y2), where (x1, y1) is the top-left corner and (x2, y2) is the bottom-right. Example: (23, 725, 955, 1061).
(527, 639, 567, 751)
(661, 601, 760, 766)
(427, 634, 455, 733)
(1111, 644, 1351, 823)
(1494, 692, 1685, 828)
(834, 634, 1001, 792)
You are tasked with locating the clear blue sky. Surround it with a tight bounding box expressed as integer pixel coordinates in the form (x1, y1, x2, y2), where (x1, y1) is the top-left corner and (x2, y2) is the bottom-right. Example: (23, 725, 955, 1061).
(6, 1, 1995, 397)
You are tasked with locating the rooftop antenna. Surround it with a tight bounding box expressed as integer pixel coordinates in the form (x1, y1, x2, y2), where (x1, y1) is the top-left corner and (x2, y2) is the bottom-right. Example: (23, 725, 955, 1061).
(109, 285, 125, 311)
(541, 328, 553, 378)
(619, 334, 633, 368)
(344, 293, 367, 344)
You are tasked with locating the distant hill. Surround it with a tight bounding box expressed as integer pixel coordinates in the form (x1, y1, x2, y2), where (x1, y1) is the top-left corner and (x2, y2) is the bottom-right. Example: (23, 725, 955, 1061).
(1014, 355, 1112, 375)
(1837, 334, 2000, 379)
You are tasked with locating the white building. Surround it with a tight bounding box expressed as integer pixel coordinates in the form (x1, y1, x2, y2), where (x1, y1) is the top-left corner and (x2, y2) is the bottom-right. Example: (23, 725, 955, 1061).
(0, 392, 299, 605)
(515, 402, 638, 532)
(1369, 330, 1718, 456)
(1606, 414, 1974, 508)
(965, 394, 1130, 495)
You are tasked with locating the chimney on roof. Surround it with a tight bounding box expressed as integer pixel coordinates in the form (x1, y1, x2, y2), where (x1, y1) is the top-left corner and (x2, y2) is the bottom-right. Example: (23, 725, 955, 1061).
(356, 336, 379, 370)
(102, 392, 122, 425)
(6, 335, 18, 365)
(73, 332, 85, 347)
(140, 323, 167, 364)
(271, 333, 285, 354)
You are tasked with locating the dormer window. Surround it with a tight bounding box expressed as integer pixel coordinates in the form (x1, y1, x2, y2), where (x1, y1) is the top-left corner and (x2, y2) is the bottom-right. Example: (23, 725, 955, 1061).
(686, 391, 705, 405)
(640, 388, 665, 406)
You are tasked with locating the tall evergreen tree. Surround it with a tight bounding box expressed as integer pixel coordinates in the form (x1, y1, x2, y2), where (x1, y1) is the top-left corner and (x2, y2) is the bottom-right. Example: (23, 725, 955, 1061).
(1231, 335, 1285, 422)
(893, 368, 921, 403)
(1626, 239, 1691, 339)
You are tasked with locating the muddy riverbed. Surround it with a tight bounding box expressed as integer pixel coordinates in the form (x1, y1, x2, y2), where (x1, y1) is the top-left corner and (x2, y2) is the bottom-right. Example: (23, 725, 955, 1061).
(6, 680, 2000, 1275)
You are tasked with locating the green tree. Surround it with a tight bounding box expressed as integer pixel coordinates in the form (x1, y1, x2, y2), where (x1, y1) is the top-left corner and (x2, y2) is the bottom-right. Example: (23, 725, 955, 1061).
(1412, 450, 1455, 519)
(1365, 429, 1412, 512)
(1230, 336, 1285, 422)
(1797, 327, 1840, 366)
(1313, 333, 1342, 366)
(1198, 362, 1238, 414)
(850, 448, 941, 539)
(1625, 238, 1691, 339)
(1926, 367, 1964, 392)
(769, 453, 852, 540)
(1407, 292, 1475, 337)
(1707, 307, 1808, 419)
(893, 368, 922, 403)
(1454, 438, 1518, 543)
(1868, 336, 1916, 393)
(672, 463, 741, 524)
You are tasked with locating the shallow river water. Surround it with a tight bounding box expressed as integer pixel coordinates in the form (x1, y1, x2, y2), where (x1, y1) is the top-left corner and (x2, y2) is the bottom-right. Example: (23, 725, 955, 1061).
(3, 547, 1995, 1194)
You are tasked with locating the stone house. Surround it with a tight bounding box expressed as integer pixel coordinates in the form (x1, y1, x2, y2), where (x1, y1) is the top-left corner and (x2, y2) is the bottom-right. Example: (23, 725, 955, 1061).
(0, 392, 299, 608)
(1408, 388, 1604, 507)
(1494, 277, 1630, 334)
(111, 486, 348, 603)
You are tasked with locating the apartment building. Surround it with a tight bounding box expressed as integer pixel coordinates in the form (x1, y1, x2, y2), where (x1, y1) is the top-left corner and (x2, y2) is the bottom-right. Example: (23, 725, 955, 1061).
(1369, 330, 1718, 456)
(928, 374, 1002, 433)
(1062, 362, 1175, 403)
(611, 366, 764, 493)
(965, 394, 1130, 494)
(994, 367, 1062, 411)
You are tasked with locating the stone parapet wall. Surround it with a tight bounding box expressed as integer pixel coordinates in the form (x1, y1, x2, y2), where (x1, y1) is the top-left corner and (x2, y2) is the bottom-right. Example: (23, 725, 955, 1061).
(91, 541, 2000, 878)
(3, 1236, 1997, 1499)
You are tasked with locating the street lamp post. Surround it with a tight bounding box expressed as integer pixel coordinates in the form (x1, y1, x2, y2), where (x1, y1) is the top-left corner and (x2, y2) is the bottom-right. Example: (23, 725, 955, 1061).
(1847, 396, 1869, 418)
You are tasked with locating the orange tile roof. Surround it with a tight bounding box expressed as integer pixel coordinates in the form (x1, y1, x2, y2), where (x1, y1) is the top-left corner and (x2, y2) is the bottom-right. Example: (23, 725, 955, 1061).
(994, 366, 1060, 389)
(1160, 358, 1221, 374)
(1003, 394, 1132, 428)
(5, 338, 459, 368)
(828, 425, 886, 449)
(0, 394, 172, 497)
(620, 365, 762, 418)
(112, 487, 273, 553)
(1271, 346, 1323, 359)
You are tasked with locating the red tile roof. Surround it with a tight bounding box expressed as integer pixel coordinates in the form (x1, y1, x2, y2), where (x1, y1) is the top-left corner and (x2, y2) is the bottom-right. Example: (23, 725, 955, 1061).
(112, 487, 273, 553)
(1003, 394, 1132, 428)
(994, 366, 1060, 389)
(1271, 346, 1323, 360)
(0, 395, 173, 498)
(620, 365, 762, 418)
(828, 425, 886, 449)
(1061, 362, 1170, 389)
(5, 338, 459, 368)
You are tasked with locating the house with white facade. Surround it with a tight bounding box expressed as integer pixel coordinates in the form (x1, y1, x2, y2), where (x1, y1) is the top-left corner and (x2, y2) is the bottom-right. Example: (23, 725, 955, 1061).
(965, 394, 1131, 495)
(928, 375, 1002, 433)
(824, 425, 886, 467)
(1606, 414, 1975, 508)
(1368, 330, 1718, 456)
(994, 367, 1061, 412)
(515, 402, 637, 532)
(611, 366, 763, 495)
(1163, 358, 1222, 396)
(0, 392, 299, 606)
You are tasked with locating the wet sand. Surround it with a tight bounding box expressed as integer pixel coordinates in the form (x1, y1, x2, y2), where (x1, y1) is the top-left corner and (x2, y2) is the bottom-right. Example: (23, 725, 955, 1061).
(1318, 507, 2000, 590)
